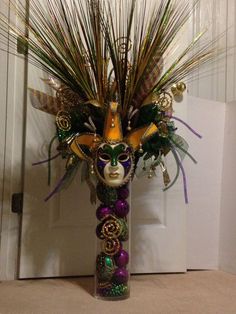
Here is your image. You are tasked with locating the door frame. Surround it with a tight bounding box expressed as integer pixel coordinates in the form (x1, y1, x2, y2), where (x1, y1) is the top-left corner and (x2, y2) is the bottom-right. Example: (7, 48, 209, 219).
(0, 0, 27, 280)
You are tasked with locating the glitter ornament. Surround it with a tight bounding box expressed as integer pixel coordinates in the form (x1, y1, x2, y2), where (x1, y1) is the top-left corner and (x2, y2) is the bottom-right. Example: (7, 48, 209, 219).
(101, 215, 122, 239)
(96, 253, 115, 282)
(102, 238, 121, 256)
(96, 283, 128, 298)
(118, 219, 129, 241)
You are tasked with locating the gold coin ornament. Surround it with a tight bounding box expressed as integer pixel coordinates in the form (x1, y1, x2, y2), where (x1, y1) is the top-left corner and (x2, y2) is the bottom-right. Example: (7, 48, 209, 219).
(56, 110, 72, 131)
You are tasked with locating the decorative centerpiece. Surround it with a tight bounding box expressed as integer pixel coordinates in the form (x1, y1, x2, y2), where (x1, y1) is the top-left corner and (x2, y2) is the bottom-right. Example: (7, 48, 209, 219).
(0, 0, 216, 300)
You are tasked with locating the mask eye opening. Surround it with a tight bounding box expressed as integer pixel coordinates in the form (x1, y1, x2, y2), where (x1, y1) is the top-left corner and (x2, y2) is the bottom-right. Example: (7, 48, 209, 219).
(99, 153, 110, 162)
(118, 153, 129, 162)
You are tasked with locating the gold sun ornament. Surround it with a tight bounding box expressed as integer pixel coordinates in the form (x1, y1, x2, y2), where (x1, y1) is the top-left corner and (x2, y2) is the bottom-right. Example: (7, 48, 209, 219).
(0, 0, 218, 203)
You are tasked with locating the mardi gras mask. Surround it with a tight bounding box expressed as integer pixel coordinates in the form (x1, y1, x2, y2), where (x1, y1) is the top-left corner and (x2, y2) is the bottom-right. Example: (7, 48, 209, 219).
(95, 142, 134, 187)
(70, 102, 158, 187)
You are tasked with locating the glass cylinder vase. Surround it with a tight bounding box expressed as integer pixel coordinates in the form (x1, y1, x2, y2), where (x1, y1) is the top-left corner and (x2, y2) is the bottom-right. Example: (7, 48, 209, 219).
(94, 181, 131, 300)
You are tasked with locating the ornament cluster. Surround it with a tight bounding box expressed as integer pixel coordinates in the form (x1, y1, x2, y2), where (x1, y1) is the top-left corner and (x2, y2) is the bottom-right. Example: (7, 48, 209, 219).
(95, 182, 130, 298)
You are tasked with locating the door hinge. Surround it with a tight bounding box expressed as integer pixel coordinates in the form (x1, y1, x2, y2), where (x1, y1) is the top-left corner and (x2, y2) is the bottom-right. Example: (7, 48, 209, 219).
(11, 193, 23, 214)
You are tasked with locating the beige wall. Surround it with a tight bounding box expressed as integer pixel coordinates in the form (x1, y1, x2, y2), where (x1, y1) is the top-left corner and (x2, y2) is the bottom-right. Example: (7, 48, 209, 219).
(189, 0, 236, 103)
(219, 102, 236, 274)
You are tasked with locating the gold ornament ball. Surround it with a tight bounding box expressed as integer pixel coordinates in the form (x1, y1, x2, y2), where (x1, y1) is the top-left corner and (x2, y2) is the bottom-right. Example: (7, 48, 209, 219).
(171, 84, 181, 97)
(176, 82, 186, 93)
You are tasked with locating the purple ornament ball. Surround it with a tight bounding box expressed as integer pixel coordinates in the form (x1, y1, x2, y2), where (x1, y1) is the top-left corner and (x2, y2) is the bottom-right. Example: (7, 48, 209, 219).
(114, 199, 129, 218)
(114, 249, 129, 267)
(113, 268, 129, 284)
(96, 205, 113, 221)
(118, 186, 130, 200)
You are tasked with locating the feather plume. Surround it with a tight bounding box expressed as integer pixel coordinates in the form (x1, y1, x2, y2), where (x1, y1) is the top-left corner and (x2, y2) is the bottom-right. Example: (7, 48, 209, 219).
(0, 0, 217, 118)
(0, 0, 220, 202)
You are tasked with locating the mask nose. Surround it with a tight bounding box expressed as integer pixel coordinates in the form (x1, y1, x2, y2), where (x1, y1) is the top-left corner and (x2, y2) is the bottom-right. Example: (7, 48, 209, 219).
(109, 165, 119, 172)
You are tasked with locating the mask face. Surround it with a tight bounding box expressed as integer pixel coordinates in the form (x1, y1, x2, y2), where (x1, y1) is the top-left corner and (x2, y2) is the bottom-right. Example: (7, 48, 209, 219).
(95, 142, 134, 187)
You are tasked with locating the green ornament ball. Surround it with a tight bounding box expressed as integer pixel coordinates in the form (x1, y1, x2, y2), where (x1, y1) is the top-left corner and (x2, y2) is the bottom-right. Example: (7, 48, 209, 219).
(96, 183, 118, 205)
(118, 219, 129, 241)
(96, 253, 115, 282)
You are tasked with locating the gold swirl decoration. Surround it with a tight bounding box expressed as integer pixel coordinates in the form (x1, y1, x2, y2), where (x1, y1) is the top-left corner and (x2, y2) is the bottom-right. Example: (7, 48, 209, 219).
(102, 238, 121, 256)
(116, 37, 132, 55)
(101, 216, 122, 239)
(56, 110, 72, 131)
(156, 91, 173, 112)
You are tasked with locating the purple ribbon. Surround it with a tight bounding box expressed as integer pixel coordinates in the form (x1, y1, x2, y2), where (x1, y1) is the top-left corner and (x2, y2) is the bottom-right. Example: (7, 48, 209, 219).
(171, 146, 189, 204)
(166, 113, 202, 139)
(32, 153, 60, 166)
(179, 159, 189, 204)
(44, 172, 67, 202)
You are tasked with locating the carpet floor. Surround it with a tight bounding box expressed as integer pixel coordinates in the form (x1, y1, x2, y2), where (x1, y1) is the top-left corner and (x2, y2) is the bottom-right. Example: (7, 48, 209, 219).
(0, 271, 235, 314)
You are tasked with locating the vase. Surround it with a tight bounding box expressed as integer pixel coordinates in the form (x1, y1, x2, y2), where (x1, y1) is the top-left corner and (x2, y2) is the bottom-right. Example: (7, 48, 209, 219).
(94, 181, 131, 300)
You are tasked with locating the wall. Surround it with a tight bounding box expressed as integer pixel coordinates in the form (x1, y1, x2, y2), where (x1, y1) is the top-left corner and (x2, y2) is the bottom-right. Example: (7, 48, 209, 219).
(0, 2, 8, 237)
(185, 97, 225, 270)
(219, 102, 236, 274)
(189, 0, 236, 103)
(186, 0, 236, 271)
